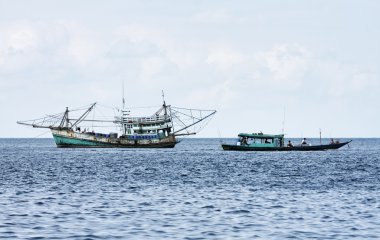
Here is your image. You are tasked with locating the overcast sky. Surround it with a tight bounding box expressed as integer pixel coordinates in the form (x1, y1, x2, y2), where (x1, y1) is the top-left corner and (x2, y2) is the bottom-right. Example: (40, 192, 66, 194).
(1, 0, 379, 138)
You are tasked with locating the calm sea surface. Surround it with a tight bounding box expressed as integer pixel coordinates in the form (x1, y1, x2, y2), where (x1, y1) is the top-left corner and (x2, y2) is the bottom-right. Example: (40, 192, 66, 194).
(0, 138, 379, 239)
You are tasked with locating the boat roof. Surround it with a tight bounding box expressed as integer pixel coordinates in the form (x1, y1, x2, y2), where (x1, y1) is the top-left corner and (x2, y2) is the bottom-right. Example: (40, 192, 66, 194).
(238, 133, 284, 139)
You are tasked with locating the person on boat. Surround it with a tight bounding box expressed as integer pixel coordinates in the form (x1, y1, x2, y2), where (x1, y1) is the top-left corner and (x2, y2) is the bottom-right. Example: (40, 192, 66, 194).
(265, 139, 270, 144)
(287, 140, 294, 147)
(241, 137, 248, 145)
(330, 138, 335, 144)
(301, 138, 308, 145)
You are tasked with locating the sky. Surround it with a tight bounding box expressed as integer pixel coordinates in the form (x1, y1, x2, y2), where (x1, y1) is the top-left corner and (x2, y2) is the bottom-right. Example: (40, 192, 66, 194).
(0, 0, 379, 138)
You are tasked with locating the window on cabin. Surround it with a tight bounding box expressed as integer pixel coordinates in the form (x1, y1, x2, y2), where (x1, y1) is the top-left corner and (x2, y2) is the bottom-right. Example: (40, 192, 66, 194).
(264, 138, 273, 144)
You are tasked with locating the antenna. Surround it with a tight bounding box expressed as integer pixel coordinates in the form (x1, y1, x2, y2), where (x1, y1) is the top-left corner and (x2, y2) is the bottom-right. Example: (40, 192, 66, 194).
(122, 80, 125, 110)
(281, 106, 286, 134)
(162, 90, 166, 105)
(217, 127, 223, 144)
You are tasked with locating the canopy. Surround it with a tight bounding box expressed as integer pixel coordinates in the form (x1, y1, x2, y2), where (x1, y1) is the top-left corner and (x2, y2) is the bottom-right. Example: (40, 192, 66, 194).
(238, 133, 284, 139)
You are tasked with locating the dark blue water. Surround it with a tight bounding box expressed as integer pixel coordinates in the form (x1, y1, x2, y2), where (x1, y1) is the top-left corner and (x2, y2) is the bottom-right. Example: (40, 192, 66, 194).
(0, 138, 379, 239)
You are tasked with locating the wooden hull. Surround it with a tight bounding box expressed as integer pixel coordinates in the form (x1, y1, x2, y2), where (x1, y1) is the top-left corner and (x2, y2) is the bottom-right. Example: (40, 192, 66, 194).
(221, 141, 351, 151)
(52, 130, 177, 148)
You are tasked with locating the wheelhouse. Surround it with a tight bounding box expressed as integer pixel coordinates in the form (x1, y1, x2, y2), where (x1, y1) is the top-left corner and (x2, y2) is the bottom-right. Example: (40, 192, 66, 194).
(237, 133, 284, 148)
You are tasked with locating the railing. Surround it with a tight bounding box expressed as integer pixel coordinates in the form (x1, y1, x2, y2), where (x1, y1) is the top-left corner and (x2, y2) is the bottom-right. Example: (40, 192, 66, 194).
(121, 116, 170, 124)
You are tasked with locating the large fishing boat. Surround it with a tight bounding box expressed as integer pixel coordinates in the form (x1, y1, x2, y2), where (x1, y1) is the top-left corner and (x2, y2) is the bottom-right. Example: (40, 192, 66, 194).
(221, 133, 351, 151)
(17, 94, 216, 148)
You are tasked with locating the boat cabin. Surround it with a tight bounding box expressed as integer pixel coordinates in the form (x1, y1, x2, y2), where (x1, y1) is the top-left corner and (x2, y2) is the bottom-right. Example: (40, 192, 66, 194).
(120, 109, 173, 140)
(237, 133, 284, 148)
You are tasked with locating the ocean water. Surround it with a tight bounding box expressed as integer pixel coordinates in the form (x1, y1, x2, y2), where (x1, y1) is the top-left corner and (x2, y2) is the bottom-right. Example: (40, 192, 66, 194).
(0, 138, 379, 239)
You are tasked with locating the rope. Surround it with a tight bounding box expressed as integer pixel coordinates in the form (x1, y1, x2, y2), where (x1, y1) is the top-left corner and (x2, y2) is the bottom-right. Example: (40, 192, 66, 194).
(171, 106, 216, 112)
(32, 130, 51, 138)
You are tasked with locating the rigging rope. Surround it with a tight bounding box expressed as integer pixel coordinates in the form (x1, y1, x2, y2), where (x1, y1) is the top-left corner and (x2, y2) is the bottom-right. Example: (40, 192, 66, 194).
(171, 106, 216, 111)
(32, 130, 51, 138)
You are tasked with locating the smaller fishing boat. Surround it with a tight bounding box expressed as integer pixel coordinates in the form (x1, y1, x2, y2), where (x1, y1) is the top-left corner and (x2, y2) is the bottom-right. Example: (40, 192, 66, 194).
(221, 133, 351, 151)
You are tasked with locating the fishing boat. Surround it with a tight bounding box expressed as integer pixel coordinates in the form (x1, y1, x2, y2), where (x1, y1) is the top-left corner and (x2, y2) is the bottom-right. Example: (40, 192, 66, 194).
(17, 94, 216, 148)
(221, 133, 351, 151)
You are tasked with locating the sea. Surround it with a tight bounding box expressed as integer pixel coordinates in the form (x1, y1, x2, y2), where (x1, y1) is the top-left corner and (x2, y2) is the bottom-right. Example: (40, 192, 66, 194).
(0, 138, 379, 239)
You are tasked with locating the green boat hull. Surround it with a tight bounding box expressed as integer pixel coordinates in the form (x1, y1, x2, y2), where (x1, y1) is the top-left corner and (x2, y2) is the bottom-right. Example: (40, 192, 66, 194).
(221, 141, 351, 151)
(52, 133, 177, 148)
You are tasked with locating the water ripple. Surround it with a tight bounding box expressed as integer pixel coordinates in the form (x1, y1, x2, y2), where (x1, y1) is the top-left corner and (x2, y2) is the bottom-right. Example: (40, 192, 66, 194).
(0, 138, 380, 239)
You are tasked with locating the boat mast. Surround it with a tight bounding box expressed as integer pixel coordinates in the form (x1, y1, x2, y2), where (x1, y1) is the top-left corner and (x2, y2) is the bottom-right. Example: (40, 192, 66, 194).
(120, 80, 129, 135)
(169, 105, 175, 134)
(162, 90, 167, 116)
(70, 103, 97, 129)
(59, 107, 69, 128)
(161, 90, 174, 135)
(161, 90, 172, 135)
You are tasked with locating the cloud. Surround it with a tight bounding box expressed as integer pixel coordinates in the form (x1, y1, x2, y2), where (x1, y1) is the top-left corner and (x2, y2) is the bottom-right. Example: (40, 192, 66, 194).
(0, 21, 102, 80)
(182, 79, 236, 108)
(206, 47, 245, 71)
(196, 42, 379, 111)
(107, 38, 161, 59)
(191, 10, 247, 24)
(113, 23, 174, 53)
(253, 44, 312, 89)
(199, 43, 313, 103)
(1, 16, 379, 137)
(316, 61, 379, 98)
(2, 19, 376, 106)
